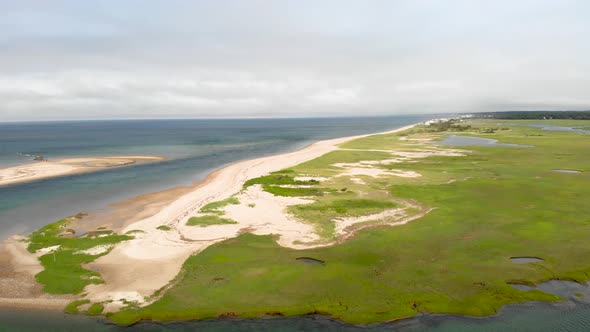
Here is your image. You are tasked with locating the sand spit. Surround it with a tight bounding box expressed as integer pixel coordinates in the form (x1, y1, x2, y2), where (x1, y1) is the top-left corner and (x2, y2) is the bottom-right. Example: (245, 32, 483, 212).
(0, 156, 165, 187)
(3, 123, 435, 311)
(81, 124, 418, 308)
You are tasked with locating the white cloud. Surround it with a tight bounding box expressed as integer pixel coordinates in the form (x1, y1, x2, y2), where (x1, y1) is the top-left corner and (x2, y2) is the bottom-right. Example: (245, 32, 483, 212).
(0, 0, 588, 121)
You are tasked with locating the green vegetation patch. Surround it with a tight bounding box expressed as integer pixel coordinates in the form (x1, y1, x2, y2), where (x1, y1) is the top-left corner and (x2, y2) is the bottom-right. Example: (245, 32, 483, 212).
(291, 150, 393, 176)
(243, 170, 330, 197)
(157, 225, 172, 231)
(244, 173, 319, 188)
(66, 300, 105, 316)
(200, 197, 240, 214)
(289, 198, 398, 238)
(109, 233, 557, 326)
(187, 215, 238, 227)
(65, 300, 90, 314)
(28, 218, 131, 294)
(86, 302, 105, 316)
(109, 121, 590, 325)
(262, 185, 327, 197)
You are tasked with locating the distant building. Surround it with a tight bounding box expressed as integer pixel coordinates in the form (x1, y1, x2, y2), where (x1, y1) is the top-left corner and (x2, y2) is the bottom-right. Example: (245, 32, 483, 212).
(424, 118, 451, 125)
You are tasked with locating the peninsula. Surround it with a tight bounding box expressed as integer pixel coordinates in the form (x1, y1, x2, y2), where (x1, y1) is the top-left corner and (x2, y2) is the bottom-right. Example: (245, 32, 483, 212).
(2, 119, 589, 326)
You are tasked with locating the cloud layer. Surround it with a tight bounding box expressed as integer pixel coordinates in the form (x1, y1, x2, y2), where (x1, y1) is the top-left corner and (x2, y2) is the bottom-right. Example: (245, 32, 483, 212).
(1, 0, 589, 120)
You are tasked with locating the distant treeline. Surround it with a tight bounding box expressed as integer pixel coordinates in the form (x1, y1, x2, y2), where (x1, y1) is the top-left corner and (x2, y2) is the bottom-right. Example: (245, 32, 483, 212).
(473, 111, 590, 120)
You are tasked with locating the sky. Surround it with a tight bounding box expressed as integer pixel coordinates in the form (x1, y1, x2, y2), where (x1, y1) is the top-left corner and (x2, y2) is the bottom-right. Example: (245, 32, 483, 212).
(0, 0, 589, 121)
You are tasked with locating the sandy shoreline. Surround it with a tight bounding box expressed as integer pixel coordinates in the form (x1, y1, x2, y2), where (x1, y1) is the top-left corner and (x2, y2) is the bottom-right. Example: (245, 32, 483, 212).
(2, 123, 420, 311)
(0, 236, 74, 311)
(84, 123, 420, 309)
(0, 156, 165, 187)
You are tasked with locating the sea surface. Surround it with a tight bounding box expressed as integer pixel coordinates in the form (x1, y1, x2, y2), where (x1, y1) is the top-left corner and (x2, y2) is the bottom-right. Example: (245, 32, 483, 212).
(2, 116, 589, 332)
(0, 116, 430, 239)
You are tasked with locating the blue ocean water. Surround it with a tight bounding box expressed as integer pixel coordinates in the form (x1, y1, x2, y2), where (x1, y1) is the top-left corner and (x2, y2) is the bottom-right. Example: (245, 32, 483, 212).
(0, 116, 430, 239)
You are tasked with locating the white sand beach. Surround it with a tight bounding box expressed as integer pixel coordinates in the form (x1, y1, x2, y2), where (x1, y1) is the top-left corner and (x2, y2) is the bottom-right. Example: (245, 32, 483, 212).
(81, 124, 421, 309)
(0, 156, 164, 187)
(3, 124, 434, 311)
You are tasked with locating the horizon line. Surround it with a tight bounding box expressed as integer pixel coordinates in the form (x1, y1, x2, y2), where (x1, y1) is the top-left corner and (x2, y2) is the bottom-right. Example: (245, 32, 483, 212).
(1, 109, 588, 124)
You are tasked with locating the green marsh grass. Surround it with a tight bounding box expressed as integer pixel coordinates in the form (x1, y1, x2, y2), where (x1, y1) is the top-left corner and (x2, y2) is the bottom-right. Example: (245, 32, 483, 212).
(187, 215, 237, 227)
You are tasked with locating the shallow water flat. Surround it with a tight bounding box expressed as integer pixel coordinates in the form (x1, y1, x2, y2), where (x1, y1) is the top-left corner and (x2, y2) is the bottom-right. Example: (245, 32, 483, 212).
(527, 124, 590, 134)
(435, 135, 531, 147)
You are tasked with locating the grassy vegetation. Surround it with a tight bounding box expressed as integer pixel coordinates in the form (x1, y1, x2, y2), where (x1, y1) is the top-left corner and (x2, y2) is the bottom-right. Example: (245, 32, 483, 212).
(244, 170, 319, 188)
(262, 185, 326, 197)
(189, 196, 241, 227)
(86, 302, 105, 316)
(290, 197, 398, 238)
(109, 120, 590, 325)
(65, 300, 105, 315)
(27, 218, 131, 294)
(291, 150, 393, 176)
(65, 300, 90, 314)
(156, 225, 172, 231)
(200, 197, 240, 214)
(187, 215, 238, 227)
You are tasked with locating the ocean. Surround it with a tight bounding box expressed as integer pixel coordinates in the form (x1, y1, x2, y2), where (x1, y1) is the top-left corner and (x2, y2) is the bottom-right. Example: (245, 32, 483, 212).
(1, 115, 588, 332)
(0, 116, 430, 239)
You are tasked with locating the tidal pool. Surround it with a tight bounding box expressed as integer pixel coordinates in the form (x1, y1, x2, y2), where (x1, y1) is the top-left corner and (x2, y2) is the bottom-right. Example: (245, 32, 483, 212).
(510, 279, 590, 301)
(528, 124, 590, 134)
(436, 135, 532, 148)
(296, 257, 325, 265)
(511, 257, 544, 264)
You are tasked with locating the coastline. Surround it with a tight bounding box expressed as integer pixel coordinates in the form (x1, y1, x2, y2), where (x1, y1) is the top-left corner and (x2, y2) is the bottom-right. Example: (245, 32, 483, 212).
(1, 122, 419, 312)
(0, 155, 165, 187)
(84, 123, 419, 309)
(0, 236, 74, 310)
(75, 123, 421, 234)
(3, 119, 590, 328)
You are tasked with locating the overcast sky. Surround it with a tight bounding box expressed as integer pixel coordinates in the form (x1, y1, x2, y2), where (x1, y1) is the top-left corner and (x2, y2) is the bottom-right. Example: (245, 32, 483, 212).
(1, 0, 589, 121)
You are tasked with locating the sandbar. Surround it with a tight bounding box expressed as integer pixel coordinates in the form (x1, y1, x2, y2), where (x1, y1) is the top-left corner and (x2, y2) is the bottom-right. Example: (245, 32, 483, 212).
(0, 156, 165, 187)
